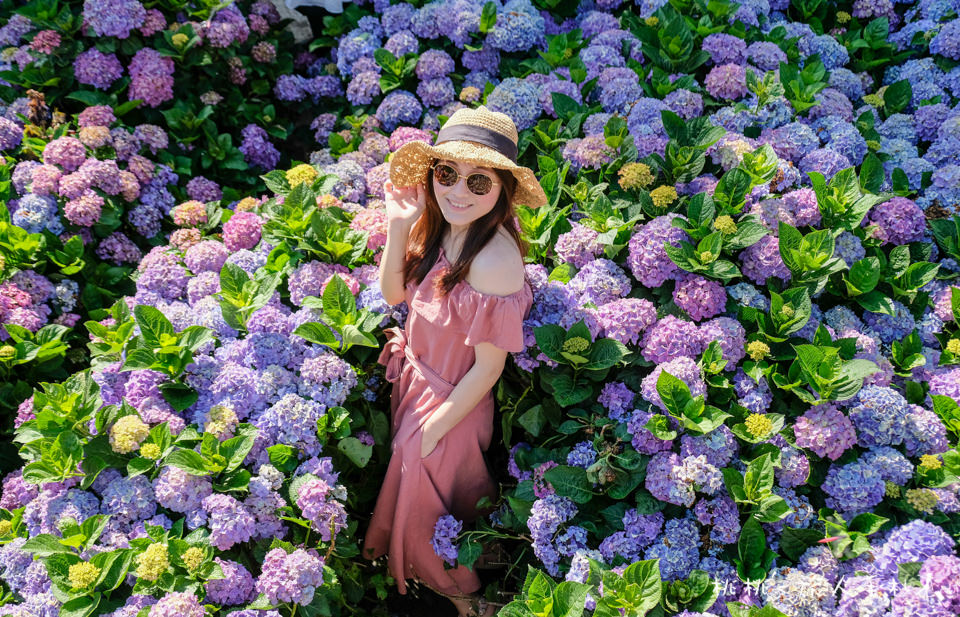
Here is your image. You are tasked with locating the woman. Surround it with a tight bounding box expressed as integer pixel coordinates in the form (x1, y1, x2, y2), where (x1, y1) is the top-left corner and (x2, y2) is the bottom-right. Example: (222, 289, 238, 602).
(363, 106, 547, 617)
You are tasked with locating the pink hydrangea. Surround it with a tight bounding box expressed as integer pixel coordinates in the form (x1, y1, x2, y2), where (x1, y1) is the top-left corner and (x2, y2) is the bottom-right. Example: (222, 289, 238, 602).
(388, 126, 432, 151)
(794, 403, 858, 460)
(42, 136, 87, 171)
(673, 274, 727, 321)
(63, 189, 104, 226)
(349, 207, 387, 251)
(223, 211, 263, 251)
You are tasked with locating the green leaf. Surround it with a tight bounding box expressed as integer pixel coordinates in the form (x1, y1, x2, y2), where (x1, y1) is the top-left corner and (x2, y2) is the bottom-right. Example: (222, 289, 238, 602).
(857, 291, 896, 315)
(884, 80, 912, 114)
(655, 371, 692, 417)
(323, 274, 357, 318)
(547, 373, 593, 407)
(337, 436, 372, 468)
(898, 562, 923, 588)
(846, 257, 880, 295)
(22, 533, 74, 557)
(478, 1, 497, 33)
(584, 338, 628, 370)
(159, 382, 198, 413)
(713, 168, 752, 213)
(859, 153, 884, 194)
(220, 434, 256, 472)
(294, 322, 339, 347)
(552, 581, 591, 617)
(267, 444, 300, 474)
(133, 305, 173, 345)
(166, 449, 209, 476)
(219, 263, 249, 299)
(457, 539, 483, 570)
(744, 453, 774, 500)
(542, 465, 593, 504)
(60, 594, 100, 617)
(735, 517, 768, 584)
(622, 560, 662, 613)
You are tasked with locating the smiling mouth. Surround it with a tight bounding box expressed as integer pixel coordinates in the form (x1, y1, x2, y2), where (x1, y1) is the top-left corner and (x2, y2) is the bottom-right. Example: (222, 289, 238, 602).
(447, 200, 471, 210)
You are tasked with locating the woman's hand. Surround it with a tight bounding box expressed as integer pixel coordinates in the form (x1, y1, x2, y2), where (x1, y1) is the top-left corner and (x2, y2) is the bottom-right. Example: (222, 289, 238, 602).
(420, 418, 443, 458)
(384, 179, 425, 228)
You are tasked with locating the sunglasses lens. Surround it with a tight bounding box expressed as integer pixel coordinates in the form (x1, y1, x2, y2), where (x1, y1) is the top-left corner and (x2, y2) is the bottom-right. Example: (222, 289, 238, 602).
(434, 164, 458, 186)
(466, 174, 493, 195)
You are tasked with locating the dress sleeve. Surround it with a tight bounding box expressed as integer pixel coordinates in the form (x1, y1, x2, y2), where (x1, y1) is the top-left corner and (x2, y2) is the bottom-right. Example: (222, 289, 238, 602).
(460, 284, 533, 353)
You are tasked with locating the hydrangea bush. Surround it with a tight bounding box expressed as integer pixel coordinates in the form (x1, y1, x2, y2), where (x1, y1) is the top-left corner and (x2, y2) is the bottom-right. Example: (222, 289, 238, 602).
(2, 0, 960, 615)
(1, 171, 400, 616)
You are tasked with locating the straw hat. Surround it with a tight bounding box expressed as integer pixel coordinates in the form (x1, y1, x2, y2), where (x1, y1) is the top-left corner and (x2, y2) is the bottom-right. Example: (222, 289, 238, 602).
(388, 106, 548, 208)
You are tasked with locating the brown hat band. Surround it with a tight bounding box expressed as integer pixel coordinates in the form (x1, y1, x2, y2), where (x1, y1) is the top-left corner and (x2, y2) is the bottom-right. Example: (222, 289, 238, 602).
(435, 124, 518, 163)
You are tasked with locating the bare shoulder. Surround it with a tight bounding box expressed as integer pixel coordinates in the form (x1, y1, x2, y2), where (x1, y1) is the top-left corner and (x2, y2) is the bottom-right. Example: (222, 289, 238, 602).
(467, 229, 526, 297)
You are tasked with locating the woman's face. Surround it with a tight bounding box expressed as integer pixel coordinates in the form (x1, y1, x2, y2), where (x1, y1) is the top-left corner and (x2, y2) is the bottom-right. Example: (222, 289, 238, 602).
(431, 160, 502, 228)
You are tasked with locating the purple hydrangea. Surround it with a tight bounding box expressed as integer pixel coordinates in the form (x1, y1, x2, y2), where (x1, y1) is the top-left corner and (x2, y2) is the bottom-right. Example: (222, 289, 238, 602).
(595, 298, 657, 346)
(640, 316, 703, 364)
(867, 197, 926, 245)
(554, 223, 603, 268)
(82, 0, 146, 38)
(628, 216, 690, 288)
(205, 558, 255, 605)
(869, 520, 955, 581)
(740, 235, 790, 285)
(486, 78, 541, 131)
(148, 592, 204, 617)
(627, 410, 675, 454)
(256, 548, 325, 605)
(527, 494, 577, 576)
(598, 381, 635, 421)
(128, 48, 175, 108)
(202, 493, 256, 550)
(794, 403, 858, 460)
(645, 452, 722, 507)
(568, 259, 631, 306)
(375, 90, 423, 132)
(254, 393, 327, 456)
(430, 514, 462, 566)
(239, 124, 281, 171)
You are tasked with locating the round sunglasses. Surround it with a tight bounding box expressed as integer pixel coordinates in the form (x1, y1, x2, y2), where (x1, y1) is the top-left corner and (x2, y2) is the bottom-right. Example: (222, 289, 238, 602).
(430, 163, 500, 196)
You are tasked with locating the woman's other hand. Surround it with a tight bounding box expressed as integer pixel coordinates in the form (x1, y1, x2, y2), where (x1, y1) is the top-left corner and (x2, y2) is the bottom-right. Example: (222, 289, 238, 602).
(420, 418, 442, 458)
(384, 180, 425, 229)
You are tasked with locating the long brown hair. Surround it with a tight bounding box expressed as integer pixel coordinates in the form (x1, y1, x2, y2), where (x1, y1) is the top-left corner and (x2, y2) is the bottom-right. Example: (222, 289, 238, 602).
(402, 161, 526, 295)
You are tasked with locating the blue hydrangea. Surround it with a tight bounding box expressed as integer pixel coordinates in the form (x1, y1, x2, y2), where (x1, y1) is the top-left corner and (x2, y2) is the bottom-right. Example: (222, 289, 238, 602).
(848, 385, 911, 447)
(486, 78, 541, 131)
(566, 442, 597, 469)
(822, 459, 886, 515)
(487, 0, 544, 52)
(336, 29, 381, 77)
(862, 300, 916, 345)
(11, 193, 63, 235)
(800, 34, 849, 70)
(375, 90, 423, 132)
(644, 518, 701, 581)
(861, 446, 914, 485)
(254, 393, 327, 457)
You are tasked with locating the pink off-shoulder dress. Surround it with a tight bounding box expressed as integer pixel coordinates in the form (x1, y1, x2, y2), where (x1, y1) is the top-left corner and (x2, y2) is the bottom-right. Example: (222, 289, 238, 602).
(363, 246, 533, 596)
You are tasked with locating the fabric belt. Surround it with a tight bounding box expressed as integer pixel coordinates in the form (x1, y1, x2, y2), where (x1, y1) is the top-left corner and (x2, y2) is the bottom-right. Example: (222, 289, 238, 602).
(378, 327, 455, 396)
